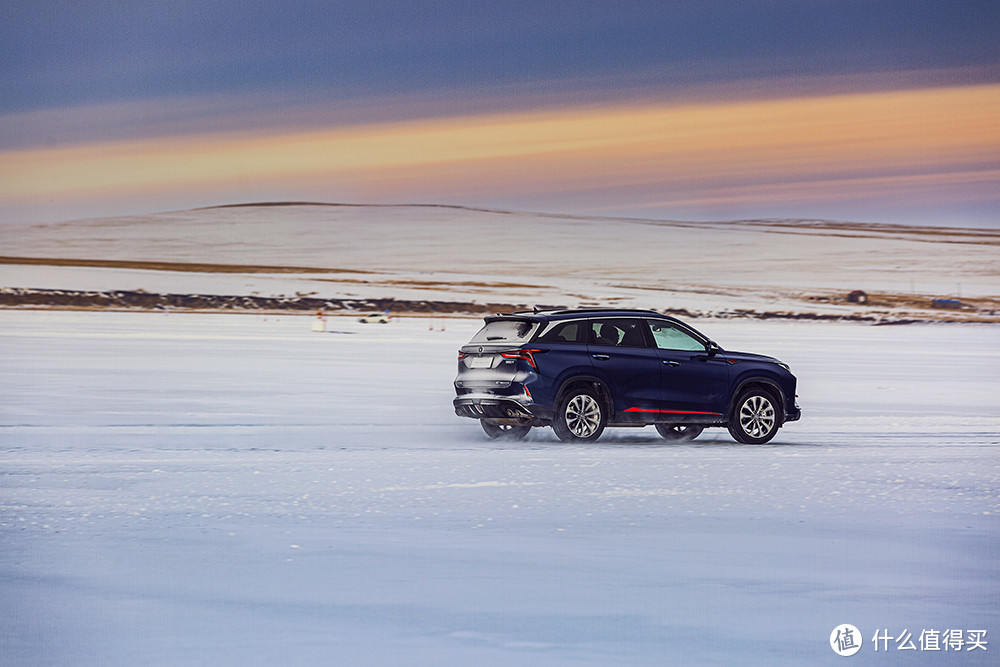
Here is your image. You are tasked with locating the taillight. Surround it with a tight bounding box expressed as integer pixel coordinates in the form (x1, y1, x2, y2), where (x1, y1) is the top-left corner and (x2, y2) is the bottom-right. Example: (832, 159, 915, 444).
(500, 349, 541, 370)
(458, 352, 467, 359)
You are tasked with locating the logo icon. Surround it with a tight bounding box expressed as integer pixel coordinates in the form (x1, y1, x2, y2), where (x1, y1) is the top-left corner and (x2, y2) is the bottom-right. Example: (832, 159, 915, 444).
(831, 624, 863, 656)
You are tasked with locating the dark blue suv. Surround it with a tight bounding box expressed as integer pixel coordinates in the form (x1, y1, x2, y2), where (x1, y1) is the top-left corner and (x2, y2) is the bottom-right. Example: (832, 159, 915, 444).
(454, 309, 800, 443)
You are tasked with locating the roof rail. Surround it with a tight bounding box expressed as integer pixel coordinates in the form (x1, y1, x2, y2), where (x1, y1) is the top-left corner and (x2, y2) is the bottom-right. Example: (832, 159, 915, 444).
(548, 307, 662, 315)
(496, 307, 664, 317)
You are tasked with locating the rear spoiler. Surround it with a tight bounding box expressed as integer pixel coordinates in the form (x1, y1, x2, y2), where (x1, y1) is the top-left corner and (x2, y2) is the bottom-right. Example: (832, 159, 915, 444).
(484, 313, 546, 324)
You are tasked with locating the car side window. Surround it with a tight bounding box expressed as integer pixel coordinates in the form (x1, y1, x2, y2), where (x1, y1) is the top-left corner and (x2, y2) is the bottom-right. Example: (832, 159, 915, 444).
(646, 320, 705, 351)
(588, 318, 648, 348)
(536, 321, 583, 344)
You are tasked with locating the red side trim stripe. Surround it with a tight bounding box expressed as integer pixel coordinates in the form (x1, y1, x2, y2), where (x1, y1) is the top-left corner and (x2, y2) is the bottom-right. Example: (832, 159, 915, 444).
(624, 408, 722, 416)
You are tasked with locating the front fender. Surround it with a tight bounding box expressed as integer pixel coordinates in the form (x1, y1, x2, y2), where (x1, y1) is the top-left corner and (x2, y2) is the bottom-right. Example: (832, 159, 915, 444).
(728, 374, 788, 419)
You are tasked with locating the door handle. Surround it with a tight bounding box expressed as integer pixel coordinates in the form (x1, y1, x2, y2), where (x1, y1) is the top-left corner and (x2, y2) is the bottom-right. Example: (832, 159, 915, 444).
(592, 354, 610, 361)
(662, 360, 680, 367)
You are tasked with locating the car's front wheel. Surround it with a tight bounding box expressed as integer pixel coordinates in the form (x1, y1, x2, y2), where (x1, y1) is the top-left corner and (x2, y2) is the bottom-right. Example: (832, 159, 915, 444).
(728, 388, 780, 444)
(481, 420, 531, 441)
(552, 387, 607, 442)
(655, 423, 704, 442)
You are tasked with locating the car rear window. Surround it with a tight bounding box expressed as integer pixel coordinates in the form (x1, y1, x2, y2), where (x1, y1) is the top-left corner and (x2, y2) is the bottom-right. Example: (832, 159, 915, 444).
(468, 319, 539, 344)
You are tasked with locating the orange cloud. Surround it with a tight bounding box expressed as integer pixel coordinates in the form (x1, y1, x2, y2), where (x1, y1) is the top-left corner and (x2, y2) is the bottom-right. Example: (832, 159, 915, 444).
(1, 84, 997, 214)
(629, 169, 1000, 210)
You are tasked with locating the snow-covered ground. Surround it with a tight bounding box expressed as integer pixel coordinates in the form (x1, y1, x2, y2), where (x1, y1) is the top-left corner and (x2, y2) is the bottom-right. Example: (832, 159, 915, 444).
(1, 310, 996, 665)
(2, 204, 998, 319)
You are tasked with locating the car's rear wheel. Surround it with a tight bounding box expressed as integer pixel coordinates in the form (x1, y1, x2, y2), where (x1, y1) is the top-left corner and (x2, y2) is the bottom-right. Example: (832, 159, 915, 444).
(552, 388, 606, 442)
(481, 420, 531, 441)
(655, 423, 704, 442)
(728, 388, 780, 444)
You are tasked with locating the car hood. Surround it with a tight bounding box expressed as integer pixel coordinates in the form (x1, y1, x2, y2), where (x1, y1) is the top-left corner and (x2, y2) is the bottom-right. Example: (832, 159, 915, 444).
(722, 350, 785, 365)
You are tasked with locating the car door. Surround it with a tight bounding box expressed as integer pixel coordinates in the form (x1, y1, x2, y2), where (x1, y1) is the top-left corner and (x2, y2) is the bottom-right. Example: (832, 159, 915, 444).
(530, 319, 593, 406)
(645, 319, 731, 417)
(585, 318, 662, 414)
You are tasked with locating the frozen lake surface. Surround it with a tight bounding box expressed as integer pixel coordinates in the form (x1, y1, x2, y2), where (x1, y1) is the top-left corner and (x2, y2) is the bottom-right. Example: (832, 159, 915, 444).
(1, 311, 997, 665)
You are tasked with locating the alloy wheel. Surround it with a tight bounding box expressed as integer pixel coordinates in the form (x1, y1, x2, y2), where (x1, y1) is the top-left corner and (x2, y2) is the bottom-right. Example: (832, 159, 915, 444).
(565, 394, 602, 438)
(738, 395, 776, 438)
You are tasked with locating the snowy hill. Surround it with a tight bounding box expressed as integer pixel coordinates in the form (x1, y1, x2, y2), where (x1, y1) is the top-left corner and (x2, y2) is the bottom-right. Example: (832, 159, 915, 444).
(1, 203, 998, 321)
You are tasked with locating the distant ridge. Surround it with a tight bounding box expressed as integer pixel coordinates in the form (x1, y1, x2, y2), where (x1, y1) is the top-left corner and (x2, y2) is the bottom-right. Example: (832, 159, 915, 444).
(191, 201, 999, 245)
(195, 201, 652, 224)
(198, 201, 530, 217)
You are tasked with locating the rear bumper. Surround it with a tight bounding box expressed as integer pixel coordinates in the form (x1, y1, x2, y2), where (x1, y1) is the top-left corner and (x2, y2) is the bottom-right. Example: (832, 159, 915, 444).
(453, 395, 552, 423)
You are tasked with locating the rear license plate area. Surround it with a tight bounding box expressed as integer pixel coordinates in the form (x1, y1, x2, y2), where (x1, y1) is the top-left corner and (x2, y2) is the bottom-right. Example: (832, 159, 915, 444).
(466, 355, 495, 369)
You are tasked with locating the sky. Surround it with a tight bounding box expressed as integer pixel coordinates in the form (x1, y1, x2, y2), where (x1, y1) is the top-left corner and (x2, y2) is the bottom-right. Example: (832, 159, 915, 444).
(1, 0, 998, 227)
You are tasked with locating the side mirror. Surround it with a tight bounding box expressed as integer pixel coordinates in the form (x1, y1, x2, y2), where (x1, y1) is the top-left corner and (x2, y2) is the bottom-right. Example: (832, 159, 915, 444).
(706, 341, 721, 357)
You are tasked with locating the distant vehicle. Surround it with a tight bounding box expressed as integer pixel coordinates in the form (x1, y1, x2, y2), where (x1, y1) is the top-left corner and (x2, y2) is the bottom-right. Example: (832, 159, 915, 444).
(358, 312, 391, 324)
(454, 308, 800, 443)
(931, 299, 962, 310)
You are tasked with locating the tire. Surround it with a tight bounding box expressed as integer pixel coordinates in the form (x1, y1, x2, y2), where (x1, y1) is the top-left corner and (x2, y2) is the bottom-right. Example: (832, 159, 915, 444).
(728, 388, 780, 444)
(655, 423, 704, 442)
(481, 420, 531, 441)
(552, 387, 607, 442)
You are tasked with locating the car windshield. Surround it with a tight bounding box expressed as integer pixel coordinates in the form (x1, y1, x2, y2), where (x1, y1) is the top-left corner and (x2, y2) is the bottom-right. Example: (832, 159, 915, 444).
(469, 319, 539, 344)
